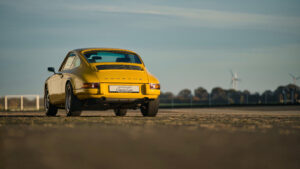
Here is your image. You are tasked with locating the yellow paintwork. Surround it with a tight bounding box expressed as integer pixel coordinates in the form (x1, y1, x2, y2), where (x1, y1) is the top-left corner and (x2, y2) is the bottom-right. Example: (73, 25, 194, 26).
(46, 48, 160, 104)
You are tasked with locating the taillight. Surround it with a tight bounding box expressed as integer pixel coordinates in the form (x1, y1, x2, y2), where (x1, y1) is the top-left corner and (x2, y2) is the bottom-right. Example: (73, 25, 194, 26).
(150, 83, 160, 89)
(82, 83, 99, 89)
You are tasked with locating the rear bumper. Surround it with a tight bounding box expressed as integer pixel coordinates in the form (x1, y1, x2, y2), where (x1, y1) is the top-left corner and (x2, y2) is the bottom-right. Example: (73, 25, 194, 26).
(73, 83, 160, 110)
(76, 94, 159, 100)
(73, 83, 160, 100)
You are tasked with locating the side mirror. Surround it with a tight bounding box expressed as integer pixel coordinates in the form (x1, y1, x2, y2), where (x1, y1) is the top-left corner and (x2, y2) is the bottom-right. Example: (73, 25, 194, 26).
(47, 67, 55, 73)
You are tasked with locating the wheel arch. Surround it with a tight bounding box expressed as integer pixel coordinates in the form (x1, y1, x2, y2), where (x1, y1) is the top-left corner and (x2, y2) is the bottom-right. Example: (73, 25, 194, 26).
(44, 82, 48, 91)
(44, 82, 49, 96)
(65, 78, 73, 88)
(65, 78, 77, 93)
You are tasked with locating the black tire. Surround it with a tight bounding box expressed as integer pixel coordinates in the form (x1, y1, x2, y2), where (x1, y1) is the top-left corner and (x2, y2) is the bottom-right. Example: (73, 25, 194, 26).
(114, 108, 127, 116)
(65, 82, 82, 116)
(44, 86, 58, 116)
(140, 99, 159, 117)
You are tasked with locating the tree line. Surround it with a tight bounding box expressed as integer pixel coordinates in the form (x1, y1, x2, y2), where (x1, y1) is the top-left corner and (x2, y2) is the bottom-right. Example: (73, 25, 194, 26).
(159, 84, 300, 106)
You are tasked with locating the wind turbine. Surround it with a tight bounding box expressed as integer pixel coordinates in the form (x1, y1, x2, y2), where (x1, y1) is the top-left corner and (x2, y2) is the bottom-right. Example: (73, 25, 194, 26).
(289, 73, 300, 85)
(230, 70, 241, 90)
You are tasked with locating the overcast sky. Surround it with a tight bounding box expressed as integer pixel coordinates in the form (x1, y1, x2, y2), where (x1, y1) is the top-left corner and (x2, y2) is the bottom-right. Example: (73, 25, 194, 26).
(0, 0, 300, 95)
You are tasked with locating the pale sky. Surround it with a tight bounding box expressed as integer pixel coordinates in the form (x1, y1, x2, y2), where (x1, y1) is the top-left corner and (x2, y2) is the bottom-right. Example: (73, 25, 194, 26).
(0, 0, 300, 95)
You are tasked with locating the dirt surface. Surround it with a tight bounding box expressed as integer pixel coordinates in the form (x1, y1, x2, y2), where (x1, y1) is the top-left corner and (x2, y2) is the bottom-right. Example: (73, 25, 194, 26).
(1, 106, 300, 169)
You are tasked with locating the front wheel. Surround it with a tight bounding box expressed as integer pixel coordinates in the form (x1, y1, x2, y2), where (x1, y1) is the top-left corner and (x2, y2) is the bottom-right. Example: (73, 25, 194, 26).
(44, 87, 58, 116)
(140, 99, 159, 117)
(65, 82, 82, 116)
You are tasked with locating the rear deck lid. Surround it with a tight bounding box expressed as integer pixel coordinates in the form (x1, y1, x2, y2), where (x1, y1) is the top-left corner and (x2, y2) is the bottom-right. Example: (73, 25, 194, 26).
(93, 63, 149, 83)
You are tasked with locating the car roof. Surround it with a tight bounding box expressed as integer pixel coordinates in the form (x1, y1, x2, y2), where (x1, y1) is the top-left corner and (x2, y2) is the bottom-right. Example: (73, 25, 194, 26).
(72, 48, 138, 54)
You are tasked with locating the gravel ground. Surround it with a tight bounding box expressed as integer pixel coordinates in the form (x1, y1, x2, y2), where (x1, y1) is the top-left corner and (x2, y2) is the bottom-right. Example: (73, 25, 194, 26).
(0, 106, 300, 169)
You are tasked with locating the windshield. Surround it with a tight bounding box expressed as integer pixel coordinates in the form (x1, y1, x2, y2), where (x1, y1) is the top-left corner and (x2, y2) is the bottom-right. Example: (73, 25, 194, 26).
(83, 51, 142, 64)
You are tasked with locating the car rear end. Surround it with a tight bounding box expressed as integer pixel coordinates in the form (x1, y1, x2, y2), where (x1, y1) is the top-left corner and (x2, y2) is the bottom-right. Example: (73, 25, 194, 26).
(74, 49, 160, 110)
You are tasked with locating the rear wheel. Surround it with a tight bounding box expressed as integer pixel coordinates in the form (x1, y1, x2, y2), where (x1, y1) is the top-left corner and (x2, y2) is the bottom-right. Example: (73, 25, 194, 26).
(44, 87, 58, 116)
(65, 82, 82, 116)
(114, 108, 127, 116)
(140, 99, 159, 117)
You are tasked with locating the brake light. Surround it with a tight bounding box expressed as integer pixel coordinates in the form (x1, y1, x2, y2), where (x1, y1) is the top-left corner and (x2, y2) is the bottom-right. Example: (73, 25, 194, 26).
(82, 83, 99, 89)
(150, 83, 160, 89)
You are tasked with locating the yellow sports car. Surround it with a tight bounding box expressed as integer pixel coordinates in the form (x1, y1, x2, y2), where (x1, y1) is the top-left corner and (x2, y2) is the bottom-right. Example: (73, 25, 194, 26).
(44, 48, 160, 117)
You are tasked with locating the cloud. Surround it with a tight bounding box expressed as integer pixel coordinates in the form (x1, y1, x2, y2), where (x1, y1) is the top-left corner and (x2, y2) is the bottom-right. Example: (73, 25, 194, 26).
(69, 5, 165, 16)
(67, 4, 300, 32)
(1, 0, 299, 33)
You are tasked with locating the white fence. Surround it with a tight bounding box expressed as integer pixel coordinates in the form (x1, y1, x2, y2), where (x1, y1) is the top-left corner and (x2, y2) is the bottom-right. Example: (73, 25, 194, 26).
(0, 95, 43, 111)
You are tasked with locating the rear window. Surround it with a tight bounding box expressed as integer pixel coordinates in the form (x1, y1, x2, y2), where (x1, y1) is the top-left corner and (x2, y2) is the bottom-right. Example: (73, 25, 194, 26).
(82, 51, 142, 64)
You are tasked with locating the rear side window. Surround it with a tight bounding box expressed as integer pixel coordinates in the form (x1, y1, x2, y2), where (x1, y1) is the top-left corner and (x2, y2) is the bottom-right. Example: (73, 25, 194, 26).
(61, 53, 81, 71)
(73, 56, 81, 68)
(83, 51, 142, 64)
(62, 54, 75, 71)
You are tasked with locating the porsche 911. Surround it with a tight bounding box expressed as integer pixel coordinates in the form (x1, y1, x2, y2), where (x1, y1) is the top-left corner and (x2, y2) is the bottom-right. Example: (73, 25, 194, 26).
(44, 48, 160, 117)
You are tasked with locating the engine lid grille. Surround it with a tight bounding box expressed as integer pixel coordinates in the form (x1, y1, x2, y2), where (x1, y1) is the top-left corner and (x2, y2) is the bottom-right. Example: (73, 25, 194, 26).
(96, 65, 143, 71)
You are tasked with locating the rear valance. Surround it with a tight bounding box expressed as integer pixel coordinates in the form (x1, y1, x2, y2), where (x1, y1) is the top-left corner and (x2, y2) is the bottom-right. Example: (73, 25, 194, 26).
(96, 65, 143, 71)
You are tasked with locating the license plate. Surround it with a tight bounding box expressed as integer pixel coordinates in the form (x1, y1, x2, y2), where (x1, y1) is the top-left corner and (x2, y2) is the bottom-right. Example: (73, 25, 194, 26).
(109, 85, 139, 93)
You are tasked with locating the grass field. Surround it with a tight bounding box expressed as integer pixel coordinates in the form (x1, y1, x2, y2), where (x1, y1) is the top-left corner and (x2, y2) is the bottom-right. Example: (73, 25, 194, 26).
(1, 106, 300, 169)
